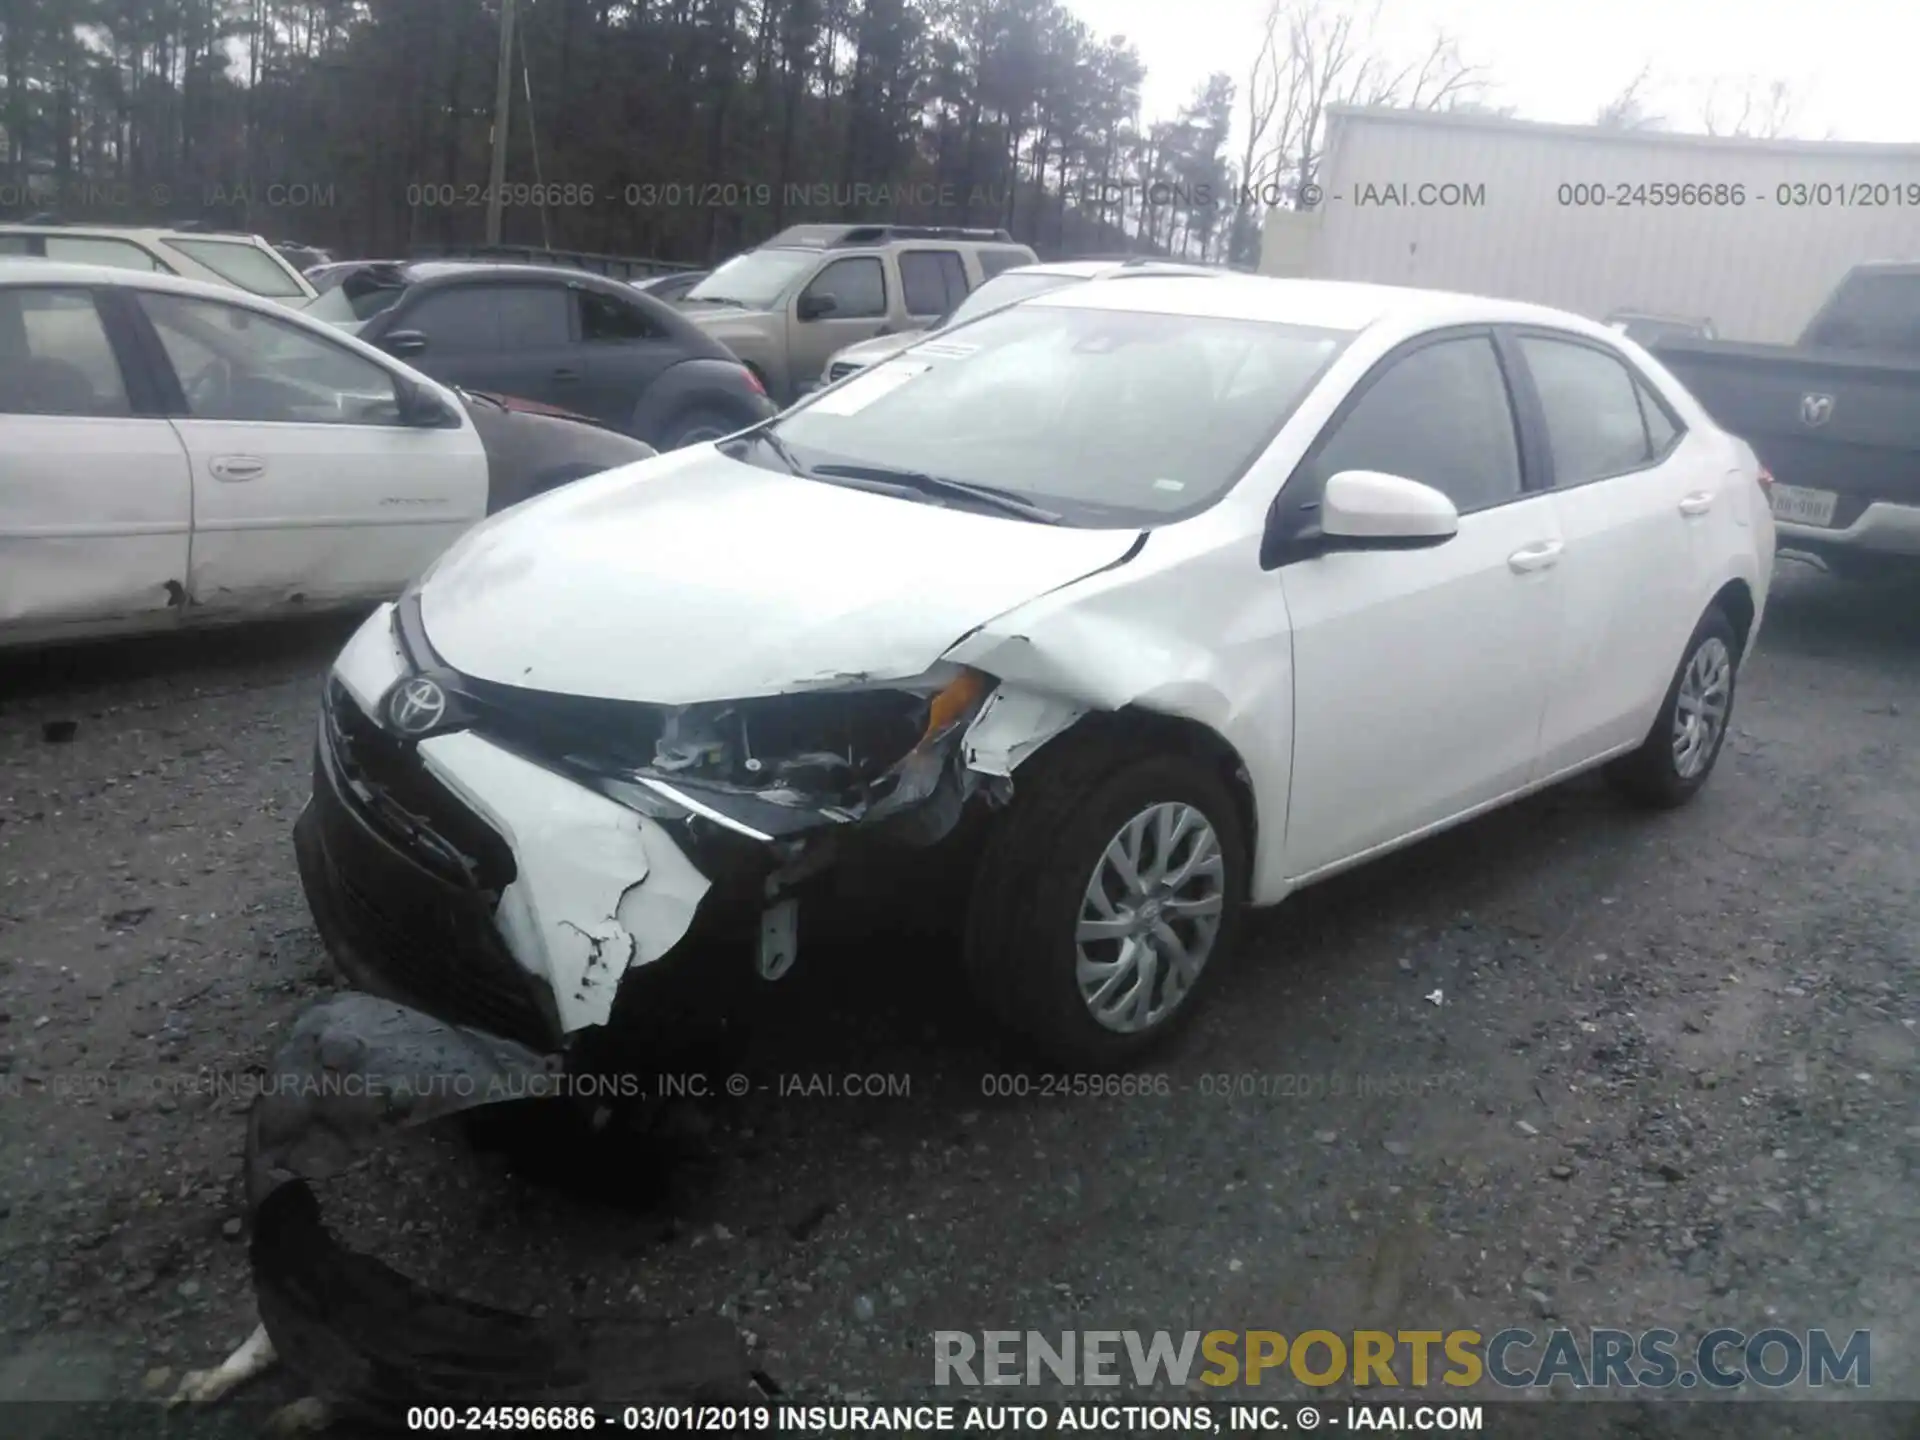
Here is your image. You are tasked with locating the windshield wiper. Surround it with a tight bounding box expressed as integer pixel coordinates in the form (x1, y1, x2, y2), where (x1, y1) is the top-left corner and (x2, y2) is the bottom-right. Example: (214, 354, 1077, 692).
(720, 424, 804, 475)
(807, 463, 1062, 524)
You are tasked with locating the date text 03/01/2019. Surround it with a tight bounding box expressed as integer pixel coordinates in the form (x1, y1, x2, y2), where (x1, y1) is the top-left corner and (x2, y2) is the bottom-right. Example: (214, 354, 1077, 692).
(423, 1404, 1476, 1433)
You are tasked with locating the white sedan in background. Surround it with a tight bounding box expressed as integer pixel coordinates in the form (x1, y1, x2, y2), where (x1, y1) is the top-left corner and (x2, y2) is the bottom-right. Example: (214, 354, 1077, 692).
(295, 274, 1776, 1071)
(0, 261, 650, 649)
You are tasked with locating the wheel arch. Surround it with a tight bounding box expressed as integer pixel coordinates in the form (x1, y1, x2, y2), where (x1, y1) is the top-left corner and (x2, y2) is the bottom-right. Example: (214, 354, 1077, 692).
(1710, 577, 1756, 661)
(1025, 707, 1261, 884)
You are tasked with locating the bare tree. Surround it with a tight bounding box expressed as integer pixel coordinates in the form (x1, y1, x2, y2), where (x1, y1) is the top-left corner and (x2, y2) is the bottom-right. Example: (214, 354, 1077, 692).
(1594, 63, 1666, 130)
(1227, 0, 1483, 264)
(1701, 76, 1797, 138)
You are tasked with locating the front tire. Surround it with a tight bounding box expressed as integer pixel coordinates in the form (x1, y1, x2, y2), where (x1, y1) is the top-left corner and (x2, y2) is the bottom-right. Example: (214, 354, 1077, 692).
(1607, 606, 1739, 809)
(963, 738, 1249, 1068)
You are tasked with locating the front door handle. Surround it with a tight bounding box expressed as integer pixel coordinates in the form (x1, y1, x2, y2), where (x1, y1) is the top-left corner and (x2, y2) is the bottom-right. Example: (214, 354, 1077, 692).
(551, 367, 580, 382)
(1507, 538, 1564, 573)
(1679, 490, 1714, 516)
(209, 455, 265, 482)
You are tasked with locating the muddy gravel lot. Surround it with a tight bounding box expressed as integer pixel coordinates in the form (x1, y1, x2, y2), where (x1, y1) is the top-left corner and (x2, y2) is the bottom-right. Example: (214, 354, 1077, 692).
(0, 562, 1915, 1434)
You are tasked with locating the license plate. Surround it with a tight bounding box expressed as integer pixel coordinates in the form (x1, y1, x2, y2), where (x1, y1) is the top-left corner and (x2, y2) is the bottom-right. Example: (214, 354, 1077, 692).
(1769, 483, 1839, 527)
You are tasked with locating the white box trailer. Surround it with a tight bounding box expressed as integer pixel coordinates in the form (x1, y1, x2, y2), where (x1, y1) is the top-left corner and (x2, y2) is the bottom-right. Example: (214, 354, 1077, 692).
(1262, 106, 1920, 343)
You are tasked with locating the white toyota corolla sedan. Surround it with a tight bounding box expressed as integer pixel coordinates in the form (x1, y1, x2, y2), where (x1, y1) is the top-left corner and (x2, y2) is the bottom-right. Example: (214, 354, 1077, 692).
(292, 274, 1776, 1071)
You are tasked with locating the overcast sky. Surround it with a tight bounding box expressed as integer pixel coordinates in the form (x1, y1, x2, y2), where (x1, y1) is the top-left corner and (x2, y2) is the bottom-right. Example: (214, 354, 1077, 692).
(1074, 0, 1920, 147)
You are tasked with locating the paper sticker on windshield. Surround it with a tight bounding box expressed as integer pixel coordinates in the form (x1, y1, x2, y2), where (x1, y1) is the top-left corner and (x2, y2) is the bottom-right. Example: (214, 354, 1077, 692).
(808, 360, 932, 415)
(1152, 479, 1186, 492)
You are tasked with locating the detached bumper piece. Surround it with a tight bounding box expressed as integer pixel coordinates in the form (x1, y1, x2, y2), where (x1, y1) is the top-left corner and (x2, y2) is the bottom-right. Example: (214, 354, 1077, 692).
(245, 995, 767, 1425)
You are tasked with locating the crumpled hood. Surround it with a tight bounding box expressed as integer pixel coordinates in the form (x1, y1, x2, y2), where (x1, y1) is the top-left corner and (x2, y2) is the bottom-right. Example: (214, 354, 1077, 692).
(417, 447, 1143, 704)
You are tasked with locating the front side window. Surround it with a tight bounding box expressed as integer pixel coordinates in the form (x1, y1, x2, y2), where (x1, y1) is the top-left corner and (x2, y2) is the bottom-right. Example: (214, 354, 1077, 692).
(0, 286, 131, 416)
(164, 238, 306, 297)
(139, 292, 404, 425)
(44, 235, 165, 273)
(769, 302, 1350, 526)
(495, 286, 572, 347)
(1518, 335, 1655, 486)
(580, 289, 664, 342)
(1310, 336, 1522, 513)
(402, 288, 500, 351)
(802, 257, 886, 319)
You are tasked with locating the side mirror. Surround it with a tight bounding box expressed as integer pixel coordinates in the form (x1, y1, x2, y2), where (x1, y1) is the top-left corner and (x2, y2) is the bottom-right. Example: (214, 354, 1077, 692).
(796, 293, 838, 322)
(395, 378, 455, 428)
(381, 329, 427, 357)
(1319, 470, 1459, 549)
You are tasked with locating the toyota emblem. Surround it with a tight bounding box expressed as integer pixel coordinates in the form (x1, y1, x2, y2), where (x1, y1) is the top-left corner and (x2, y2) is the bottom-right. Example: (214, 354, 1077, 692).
(387, 677, 448, 735)
(1800, 392, 1835, 428)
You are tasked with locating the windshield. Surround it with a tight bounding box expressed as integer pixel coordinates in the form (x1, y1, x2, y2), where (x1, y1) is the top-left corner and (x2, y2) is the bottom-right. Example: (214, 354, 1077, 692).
(684, 248, 820, 308)
(942, 270, 1087, 328)
(163, 237, 309, 298)
(769, 303, 1352, 526)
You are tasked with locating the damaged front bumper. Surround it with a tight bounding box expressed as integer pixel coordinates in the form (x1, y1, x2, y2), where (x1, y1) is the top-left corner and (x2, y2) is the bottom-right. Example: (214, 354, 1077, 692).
(293, 599, 1009, 1055)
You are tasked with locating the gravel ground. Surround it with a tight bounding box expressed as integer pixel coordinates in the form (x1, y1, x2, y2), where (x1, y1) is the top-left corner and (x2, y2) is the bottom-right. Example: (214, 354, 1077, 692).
(0, 563, 1915, 1431)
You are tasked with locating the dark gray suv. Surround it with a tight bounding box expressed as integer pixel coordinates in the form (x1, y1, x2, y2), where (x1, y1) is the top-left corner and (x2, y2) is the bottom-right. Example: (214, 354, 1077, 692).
(304, 261, 775, 449)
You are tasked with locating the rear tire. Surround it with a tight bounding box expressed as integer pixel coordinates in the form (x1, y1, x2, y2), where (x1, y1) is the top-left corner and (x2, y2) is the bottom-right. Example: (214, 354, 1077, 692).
(1607, 606, 1739, 809)
(658, 407, 739, 450)
(963, 736, 1248, 1068)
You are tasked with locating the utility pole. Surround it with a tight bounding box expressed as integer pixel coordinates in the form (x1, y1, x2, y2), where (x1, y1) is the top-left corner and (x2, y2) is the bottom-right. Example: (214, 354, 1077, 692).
(484, 0, 517, 246)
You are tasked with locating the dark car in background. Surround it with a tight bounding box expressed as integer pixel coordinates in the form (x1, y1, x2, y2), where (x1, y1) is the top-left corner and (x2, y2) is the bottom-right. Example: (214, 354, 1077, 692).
(303, 261, 775, 449)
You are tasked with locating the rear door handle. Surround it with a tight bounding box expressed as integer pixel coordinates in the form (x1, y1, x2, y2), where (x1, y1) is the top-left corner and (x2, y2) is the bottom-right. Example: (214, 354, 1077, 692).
(551, 367, 580, 382)
(209, 455, 265, 482)
(1679, 490, 1714, 516)
(1508, 538, 1564, 573)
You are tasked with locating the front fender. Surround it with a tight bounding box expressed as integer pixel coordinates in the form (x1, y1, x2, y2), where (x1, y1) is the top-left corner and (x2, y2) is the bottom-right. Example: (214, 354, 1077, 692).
(631, 358, 777, 446)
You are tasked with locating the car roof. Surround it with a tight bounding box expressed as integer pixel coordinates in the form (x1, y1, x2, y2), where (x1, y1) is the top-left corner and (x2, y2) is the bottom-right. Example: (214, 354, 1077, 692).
(1003, 258, 1219, 280)
(0, 223, 277, 245)
(1033, 272, 1617, 338)
(0, 257, 289, 299)
(400, 260, 629, 286)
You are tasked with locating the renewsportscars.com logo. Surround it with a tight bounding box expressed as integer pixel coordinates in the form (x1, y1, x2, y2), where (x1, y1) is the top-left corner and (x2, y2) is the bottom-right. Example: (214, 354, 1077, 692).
(931, 1328, 1872, 1391)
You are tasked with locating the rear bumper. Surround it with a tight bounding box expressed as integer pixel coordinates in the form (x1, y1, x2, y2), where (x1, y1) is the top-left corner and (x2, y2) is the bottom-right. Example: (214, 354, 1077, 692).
(1776, 500, 1920, 558)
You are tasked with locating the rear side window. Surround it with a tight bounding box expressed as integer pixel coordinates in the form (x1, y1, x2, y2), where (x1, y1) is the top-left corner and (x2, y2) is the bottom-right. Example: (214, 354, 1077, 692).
(898, 251, 969, 318)
(44, 235, 165, 273)
(1517, 335, 1655, 485)
(1310, 335, 1522, 513)
(1636, 380, 1680, 457)
(978, 247, 1036, 279)
(0, 286, 131, 416)
(164, 238, 305, 297)
(1802, 272, 1920, 354)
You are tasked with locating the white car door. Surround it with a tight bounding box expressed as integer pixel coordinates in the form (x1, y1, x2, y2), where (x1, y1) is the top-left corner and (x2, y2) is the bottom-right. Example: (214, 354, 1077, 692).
(131, 288, 488, 613)
(1276, 331, 1566, 879)
(1511, 331, 1702, 771)
(0, 282, 192, 641)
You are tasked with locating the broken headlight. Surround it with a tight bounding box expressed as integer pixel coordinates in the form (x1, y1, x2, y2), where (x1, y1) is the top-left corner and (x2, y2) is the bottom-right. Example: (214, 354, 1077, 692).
(624, 665, 992, 809)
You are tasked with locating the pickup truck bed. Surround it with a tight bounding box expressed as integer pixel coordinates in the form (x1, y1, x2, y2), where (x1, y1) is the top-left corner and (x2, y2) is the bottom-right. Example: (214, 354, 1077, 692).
(1650, 261, 1920, 572)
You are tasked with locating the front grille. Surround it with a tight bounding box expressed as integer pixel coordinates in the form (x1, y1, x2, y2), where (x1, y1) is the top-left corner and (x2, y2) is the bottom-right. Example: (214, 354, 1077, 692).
(326, 680, 516, 891)
(314, 683, 555, 1047)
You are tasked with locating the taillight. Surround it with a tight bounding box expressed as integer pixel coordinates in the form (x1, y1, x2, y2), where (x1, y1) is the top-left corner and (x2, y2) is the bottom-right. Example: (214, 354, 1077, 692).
(1755, 465, 1774, 498)
(741, 366, 766, 396)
